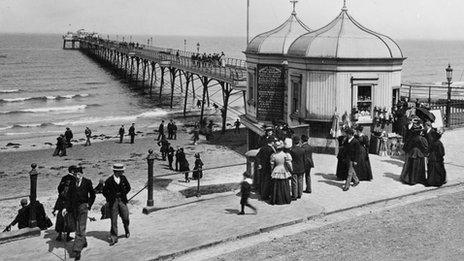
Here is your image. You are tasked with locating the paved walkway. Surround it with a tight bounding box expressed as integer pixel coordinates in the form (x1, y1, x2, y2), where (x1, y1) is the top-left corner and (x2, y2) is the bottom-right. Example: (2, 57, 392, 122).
(2, 128, 464, 261)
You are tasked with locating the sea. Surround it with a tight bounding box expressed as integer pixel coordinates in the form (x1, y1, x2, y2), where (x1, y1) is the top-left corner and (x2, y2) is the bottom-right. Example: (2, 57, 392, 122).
(1, 34, 464, 149)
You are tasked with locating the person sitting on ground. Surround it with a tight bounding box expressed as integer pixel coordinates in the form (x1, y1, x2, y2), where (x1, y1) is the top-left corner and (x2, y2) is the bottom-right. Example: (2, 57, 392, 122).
(238, 172, 257, 215)
(4, 199, 30, 232)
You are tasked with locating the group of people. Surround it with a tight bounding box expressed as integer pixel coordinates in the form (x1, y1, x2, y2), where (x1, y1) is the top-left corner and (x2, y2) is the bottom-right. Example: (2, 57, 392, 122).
(51, 163, 131, 260)
(249, 126, 314, 209)
(191, 52, 225, 68)
(53, 127, 74, 157)
(400, 119, 447, 187)
(157, 120, 177, 141)
(118, 123, 136, 144)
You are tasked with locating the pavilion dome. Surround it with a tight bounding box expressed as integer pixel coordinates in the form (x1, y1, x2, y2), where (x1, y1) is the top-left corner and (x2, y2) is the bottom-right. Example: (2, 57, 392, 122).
(288, 6, 403, 59)
(246, 11, 311, 55)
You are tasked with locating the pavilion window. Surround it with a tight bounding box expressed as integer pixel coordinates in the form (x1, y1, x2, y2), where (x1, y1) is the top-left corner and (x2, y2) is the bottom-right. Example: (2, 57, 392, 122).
(291, 75, 302, 115)
(248, 71, 256, 104)
(357, 85, 372, 118)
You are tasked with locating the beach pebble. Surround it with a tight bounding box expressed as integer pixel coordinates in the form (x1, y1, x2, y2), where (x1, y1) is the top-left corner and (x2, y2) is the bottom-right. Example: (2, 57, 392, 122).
(6, 142, 21, 147)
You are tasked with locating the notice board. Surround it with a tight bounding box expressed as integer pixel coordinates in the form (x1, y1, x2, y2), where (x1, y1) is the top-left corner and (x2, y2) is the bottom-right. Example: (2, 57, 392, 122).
(256, 64, 285, 121)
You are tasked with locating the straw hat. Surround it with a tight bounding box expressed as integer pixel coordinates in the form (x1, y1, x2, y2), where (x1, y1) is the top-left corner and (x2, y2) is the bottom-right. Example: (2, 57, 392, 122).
(112, 163, 125, 171)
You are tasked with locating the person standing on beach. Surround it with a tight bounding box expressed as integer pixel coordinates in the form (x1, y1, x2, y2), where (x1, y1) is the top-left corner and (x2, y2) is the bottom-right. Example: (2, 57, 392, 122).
(60, 134, 67, 156)
(119, 125, 125, 143)
(167, 120, 173, 139)
(301, 135, 314, 193)
(84, 127, 92, 146)
(157, 135, 169, 161)
(192, 124, 200, 145)
(66, 166, 96, 260)
(129, 123, 136, 144)
(157, 120, 165, 141)
(103, 163, 131, 246)
(172, 121, 177, 140)
(65, 127, 74, 148)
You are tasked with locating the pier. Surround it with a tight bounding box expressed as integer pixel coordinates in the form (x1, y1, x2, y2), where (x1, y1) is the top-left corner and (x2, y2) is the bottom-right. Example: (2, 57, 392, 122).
(63, 32, 247, 133)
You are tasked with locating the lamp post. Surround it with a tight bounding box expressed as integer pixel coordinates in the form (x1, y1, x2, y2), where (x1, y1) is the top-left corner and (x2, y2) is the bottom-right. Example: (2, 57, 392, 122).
(446, 64, 453, 127)
(196, 42, 200, 53)
(146, 149, 155, 207)
(184, 39, 187, 52)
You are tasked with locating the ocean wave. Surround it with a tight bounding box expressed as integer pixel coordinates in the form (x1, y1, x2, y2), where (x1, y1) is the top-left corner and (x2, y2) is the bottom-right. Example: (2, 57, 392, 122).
(0, 93, 90, 103)
(0, 105, 88, 115)
(0, 89, 21, 93)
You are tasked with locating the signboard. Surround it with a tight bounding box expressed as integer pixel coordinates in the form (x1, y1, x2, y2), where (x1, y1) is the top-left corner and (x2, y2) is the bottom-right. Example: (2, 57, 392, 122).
(256, 64, 285, 121)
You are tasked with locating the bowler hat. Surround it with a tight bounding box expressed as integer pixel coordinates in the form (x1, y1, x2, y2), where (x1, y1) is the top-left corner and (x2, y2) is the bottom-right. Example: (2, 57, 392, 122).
(20, 198, 28, 206)
(112, 163, 125, 171)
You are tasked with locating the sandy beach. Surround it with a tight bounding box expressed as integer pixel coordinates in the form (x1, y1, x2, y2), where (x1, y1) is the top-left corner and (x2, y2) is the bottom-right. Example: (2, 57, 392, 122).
(0, 121, 247, 229)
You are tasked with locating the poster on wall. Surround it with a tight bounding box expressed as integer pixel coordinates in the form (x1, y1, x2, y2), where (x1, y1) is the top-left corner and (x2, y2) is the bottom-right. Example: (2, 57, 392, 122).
(256, 64, 285, 121)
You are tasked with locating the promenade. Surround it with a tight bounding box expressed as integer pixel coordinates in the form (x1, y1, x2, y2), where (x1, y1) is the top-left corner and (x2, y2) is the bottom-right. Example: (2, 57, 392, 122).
(1, 127, 464, 261)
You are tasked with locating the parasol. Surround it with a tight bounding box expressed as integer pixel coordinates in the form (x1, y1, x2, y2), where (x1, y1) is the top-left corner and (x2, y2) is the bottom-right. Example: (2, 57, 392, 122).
(415, 107, 436, 123)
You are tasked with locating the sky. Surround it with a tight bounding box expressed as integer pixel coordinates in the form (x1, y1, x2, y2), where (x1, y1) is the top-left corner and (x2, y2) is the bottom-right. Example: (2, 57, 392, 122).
(1, 0, 464, 40)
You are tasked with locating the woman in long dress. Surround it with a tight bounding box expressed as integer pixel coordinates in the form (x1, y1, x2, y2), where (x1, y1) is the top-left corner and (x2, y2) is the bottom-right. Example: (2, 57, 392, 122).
(336, 135, 348, 180)
(354, 126, 373, 181)
(427, 131, 446, 186)
(400, 127, 428, 185)
(270, 141, 292, 205)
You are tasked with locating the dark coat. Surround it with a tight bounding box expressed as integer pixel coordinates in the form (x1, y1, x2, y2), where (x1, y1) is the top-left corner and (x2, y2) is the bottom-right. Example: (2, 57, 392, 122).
(67, 177, 96, 212)
(354, 134, 373, 181)
(56, 174, 76, 211)
(256, 145, 275, 174)
(290, 145, 306, 174)
(342, 137, 361, 163)
(119, 127, 125, 135)
(427, 139, 446, 186)
(301, 143, 314, 169)
(103, 175, 131, 204)
(400, 133, 428, 185)
(129, 126, 135, 136)
(158, 123, 164, 134)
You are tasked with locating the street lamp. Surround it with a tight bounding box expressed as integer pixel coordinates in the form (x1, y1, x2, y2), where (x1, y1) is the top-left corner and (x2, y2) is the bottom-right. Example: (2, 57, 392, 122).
(196, 42, 200, 53)
(184, 39, 187, 52)
(445, 64, 453, 127)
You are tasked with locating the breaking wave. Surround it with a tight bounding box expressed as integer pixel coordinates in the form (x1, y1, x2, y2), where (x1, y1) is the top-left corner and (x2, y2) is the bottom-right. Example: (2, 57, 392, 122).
(0, 105, 88, 115)
(0, 93, 90, 103)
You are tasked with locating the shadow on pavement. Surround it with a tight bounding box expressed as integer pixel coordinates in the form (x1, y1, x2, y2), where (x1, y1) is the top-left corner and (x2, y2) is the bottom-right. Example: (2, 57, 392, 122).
(43, 229, 73, 259)
(384, 172, 402, 182)
(154, 178, 173, 189)
(224, 208, 240, 214)
(382, 159, 404, 168)
(87, 230, 110, 243)
(318, 180, 344, 189)
(314, 173, 339, 181)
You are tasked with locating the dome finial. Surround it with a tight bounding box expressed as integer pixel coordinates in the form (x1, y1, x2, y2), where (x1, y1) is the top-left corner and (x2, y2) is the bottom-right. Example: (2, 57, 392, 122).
(342, 0, 348, 11)
(290, 0, 298, 15)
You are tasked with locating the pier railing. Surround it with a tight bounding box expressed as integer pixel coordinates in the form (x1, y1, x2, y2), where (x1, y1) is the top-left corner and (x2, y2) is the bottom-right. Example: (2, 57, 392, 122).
(401, 83, 464, 127)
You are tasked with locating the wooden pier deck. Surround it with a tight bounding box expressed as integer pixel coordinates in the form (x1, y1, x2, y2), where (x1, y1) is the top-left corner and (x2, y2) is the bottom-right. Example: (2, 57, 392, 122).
(66, 34, 247, 132)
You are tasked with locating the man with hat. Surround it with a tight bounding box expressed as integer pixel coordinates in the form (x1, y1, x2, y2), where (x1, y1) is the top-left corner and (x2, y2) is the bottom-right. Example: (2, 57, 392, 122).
(64, 165, 95, 260)
(301, 135, 314, 193)
(103, 163, 131, 246)
(342, 128, 360, 191)
(256, 136, 276, 200)
(289, 136, 306, 200)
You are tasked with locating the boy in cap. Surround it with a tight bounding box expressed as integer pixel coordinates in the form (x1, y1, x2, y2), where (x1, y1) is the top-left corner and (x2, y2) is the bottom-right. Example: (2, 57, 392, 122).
(238, 172, 257, 215)
(4, 198, 29, 231)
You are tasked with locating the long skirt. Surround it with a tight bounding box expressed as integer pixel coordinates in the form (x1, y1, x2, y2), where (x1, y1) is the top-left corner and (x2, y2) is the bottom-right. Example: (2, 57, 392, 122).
(427, 161, 447, 187)
(400, 156, 426, 185)
(355, 150, 373, 181)
(336, 159, 348, 180)
(55, 210, 76, 233)
(270, 179, 291, 205)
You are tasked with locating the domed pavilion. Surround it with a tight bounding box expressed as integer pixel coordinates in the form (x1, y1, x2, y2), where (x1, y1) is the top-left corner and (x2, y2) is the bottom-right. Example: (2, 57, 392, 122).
(241, 1, 406, 152)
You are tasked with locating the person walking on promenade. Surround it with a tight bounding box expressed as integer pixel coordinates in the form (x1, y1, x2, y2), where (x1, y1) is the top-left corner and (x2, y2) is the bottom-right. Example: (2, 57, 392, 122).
(119, 125, 125, 143)
(175, 147, 181, 171)
(128, 123, 135, 144)
(177, 148, 190, 182)
(66, 166, 96, 260)
(256, 136, 276, 201)
(354, 126, 373, 181)
(157, 120, 165, 141)
(289, 136, 305, 200)
(65, 127, 74, 148)
(270, 141, 292, 205)
(400, 123, 428, 185)
(4, 199, 29, 231)
(234, 119, 241, 133)
(192, 153, 204, 180)
(426, 131, 447, 187)
(342, 128, 361, 191)
(84, 127, 92, 146)
(336, 134, 348, 181)
(103, 163, 131, 246)
(157, 135, 169, 160)
(53, 166, 77, 242)
(300, 135, 314, 193)
(167, 145, 175, 170)
(237, 172, 257, 215)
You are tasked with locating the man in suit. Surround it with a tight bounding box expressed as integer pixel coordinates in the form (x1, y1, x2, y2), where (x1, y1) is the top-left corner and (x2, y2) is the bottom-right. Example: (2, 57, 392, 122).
(157, 120, 165, 141)
(128, 123, 136, 144)
(103, 163, 131, 246)
(63, 165, 95, 260)
(301, 135, 314, 193)
(119, 125, 125, 143)
(342, 128, 360, 191)
(256, 136, 276, 201)
(290, 136, 306, 200)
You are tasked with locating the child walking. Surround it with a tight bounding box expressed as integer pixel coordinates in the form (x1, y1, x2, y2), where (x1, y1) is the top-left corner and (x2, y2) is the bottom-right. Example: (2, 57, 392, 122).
(238, 172, 257, 215)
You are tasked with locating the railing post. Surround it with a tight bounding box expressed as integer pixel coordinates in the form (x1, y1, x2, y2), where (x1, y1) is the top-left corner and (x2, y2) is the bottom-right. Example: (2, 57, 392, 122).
(446, 81, 452, 127)
(196, 173, 201, 197)
(428, 85, 432, 106)
(29, 164, 38, 228)
(146, 149, 155, 207)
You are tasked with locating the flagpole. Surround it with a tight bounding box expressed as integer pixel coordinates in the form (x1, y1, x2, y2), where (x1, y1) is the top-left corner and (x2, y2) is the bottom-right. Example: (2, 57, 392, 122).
(247, 0, 250, 44)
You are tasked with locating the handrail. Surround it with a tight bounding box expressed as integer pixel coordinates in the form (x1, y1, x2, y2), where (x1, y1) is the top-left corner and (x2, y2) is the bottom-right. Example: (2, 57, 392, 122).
(0, 194, 30, 202)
